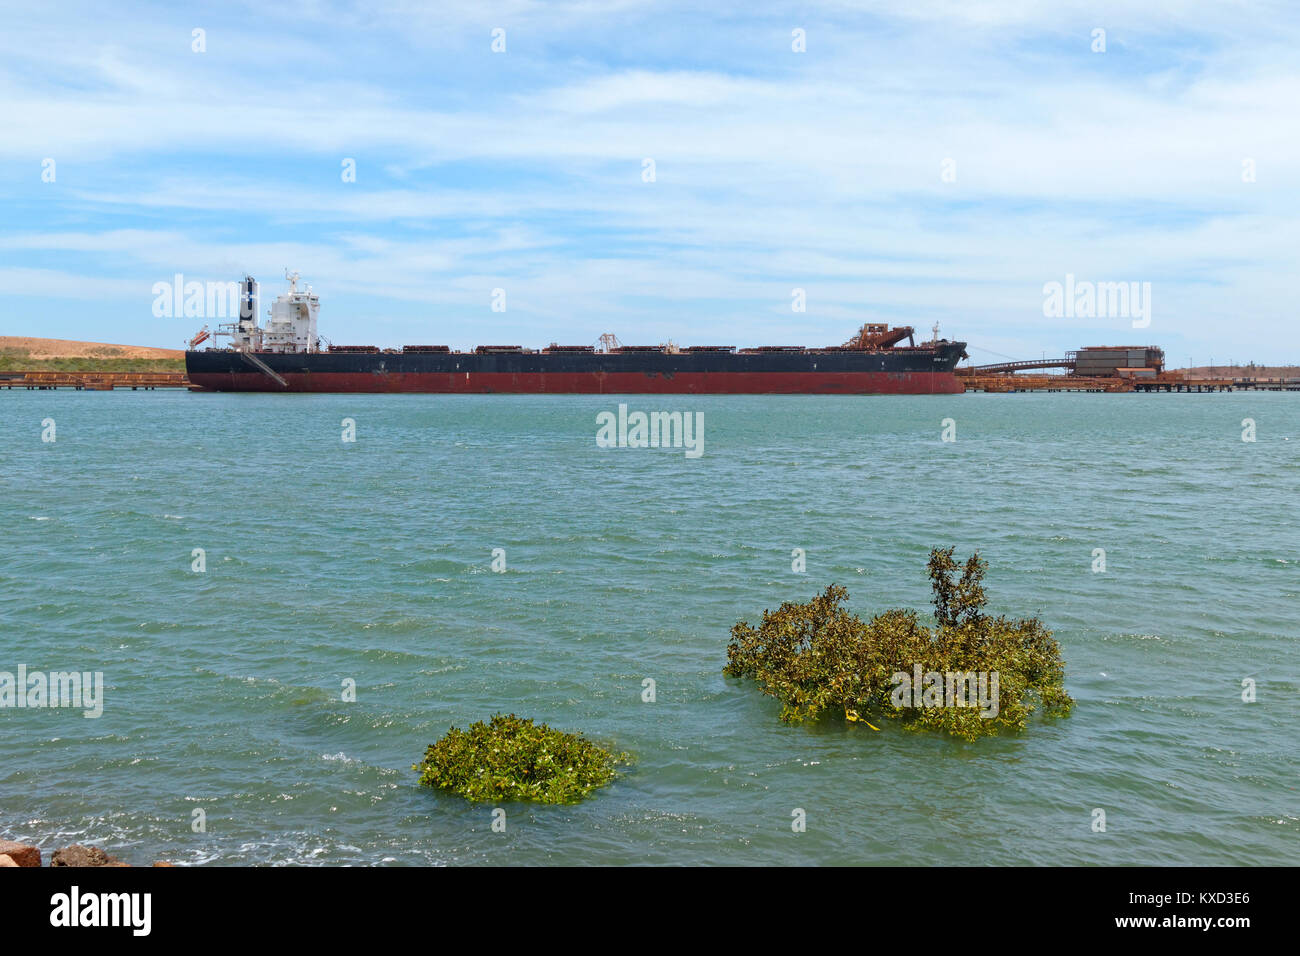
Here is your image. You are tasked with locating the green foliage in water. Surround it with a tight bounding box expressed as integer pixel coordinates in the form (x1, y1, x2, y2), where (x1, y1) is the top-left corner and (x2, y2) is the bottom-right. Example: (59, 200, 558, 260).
(414, 714, 627, 804)
(724, 548, 1073, 740)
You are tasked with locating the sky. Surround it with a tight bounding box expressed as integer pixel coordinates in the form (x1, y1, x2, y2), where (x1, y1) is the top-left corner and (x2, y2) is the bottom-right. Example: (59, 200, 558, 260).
(2, 0, 1298, 367)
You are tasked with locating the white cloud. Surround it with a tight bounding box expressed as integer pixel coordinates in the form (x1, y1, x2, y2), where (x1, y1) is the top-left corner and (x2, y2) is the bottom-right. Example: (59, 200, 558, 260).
(0, 1, 1297, 360)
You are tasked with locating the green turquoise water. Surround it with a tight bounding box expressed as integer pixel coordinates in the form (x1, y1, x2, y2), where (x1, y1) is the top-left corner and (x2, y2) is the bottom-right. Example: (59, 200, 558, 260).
(1, 391, 1296, 865)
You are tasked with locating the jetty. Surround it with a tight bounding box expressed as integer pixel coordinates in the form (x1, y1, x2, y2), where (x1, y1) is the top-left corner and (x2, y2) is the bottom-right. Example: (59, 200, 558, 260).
(959, 345, 1300, 393)
(0, 371, 190, 390)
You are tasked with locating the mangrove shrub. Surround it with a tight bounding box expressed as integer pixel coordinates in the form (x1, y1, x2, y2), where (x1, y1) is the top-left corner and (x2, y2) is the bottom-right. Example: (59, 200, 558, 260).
(723, 548, 1073, 740)
(414, 713, 627, 804)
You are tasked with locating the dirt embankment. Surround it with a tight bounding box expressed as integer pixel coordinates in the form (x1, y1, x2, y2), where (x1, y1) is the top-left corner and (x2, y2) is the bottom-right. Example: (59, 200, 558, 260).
(0, 337, 185, 372)
(1181, 365, 1300, 379)
(0, 336, 183, 359)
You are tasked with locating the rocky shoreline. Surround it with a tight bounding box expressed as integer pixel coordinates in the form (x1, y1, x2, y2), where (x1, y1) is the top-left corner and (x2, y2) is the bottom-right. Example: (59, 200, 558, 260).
(0, 839, 173, 868)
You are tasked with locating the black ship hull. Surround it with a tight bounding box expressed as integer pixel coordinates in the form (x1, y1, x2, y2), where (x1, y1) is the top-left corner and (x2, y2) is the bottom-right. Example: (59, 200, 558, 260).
(186, 341, 968, 394)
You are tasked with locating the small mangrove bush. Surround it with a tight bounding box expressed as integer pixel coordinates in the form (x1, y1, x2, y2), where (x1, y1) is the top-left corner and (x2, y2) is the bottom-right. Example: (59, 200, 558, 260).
(414, 713, 628, 804)
(724, 548, 1073, 740)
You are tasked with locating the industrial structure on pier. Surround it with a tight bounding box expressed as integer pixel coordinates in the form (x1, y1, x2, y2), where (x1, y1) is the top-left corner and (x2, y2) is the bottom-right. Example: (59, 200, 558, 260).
(966, 345, 1164, 379)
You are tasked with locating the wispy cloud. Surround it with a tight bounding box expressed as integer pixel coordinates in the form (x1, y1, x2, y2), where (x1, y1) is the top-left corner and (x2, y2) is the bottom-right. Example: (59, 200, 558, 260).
(1, 0, 1296, 363)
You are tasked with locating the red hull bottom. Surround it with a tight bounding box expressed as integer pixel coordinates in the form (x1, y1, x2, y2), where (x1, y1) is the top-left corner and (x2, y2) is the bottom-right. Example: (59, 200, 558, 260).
(189, 370, 965, 395)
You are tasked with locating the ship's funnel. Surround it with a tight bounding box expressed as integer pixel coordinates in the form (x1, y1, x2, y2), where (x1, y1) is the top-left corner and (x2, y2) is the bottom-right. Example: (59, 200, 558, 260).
(239, 276, 259, 327)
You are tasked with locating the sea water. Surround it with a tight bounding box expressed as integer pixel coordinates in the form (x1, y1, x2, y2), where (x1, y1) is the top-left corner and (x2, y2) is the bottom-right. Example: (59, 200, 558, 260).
(1, 391, 1296, 865)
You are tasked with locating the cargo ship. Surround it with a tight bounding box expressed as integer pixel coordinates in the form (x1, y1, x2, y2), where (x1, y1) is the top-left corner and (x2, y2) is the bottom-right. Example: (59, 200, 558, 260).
(185, 273, 968, 394)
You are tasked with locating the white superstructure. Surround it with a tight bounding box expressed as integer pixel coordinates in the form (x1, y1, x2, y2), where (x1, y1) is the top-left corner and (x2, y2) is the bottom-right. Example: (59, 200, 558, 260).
(214, 271, 320, 353)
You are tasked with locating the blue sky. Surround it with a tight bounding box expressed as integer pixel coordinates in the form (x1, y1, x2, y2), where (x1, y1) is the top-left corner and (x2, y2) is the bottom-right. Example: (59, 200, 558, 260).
(2, 0, 1297, 366)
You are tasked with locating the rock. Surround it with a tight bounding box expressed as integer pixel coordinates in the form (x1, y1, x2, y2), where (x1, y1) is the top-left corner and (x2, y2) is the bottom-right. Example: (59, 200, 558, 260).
(152, 861, 175, 867)
(0, 840, 41, 867)
(50, 844, 126, 868)
(0, 854, 19, 867)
